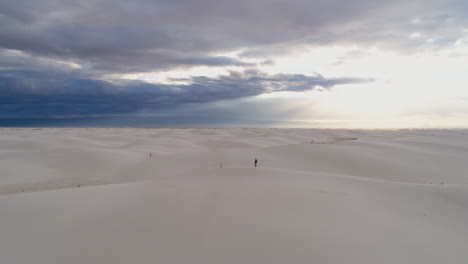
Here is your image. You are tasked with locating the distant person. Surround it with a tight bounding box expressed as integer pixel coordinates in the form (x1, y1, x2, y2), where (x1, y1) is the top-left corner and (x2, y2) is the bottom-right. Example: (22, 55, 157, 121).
(311, 139, 313, 144)
(150, 153, 152, 157)
(255, 158, 258, 167)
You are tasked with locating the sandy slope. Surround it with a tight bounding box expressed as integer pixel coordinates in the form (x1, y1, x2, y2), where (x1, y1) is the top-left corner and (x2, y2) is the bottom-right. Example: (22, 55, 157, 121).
(1, 128, 468, 263)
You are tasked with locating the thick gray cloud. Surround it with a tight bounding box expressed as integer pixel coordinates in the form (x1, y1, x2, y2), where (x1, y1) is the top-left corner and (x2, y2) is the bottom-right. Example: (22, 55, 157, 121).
(0, 69, 372, 117)
(1, 0, 467, 71)
(0, 0, 466, 123)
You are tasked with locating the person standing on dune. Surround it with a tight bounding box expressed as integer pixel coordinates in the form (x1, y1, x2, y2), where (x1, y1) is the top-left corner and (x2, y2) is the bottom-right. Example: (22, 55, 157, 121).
(255, 158, 258, 167)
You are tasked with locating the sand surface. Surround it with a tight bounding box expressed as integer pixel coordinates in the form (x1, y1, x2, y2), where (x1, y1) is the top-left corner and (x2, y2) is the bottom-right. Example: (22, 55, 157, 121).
(1, 128, 468, 263)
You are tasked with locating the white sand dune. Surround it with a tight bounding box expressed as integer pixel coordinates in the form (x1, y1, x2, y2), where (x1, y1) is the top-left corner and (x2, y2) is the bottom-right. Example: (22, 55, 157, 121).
(1, 128, 468, 263)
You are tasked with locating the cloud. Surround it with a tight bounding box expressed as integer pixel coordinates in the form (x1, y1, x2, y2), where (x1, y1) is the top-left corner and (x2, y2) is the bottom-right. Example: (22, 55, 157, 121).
(0, 69, 372, 117)
(1, 0, 467, 72)
(1, 0, 466, 126)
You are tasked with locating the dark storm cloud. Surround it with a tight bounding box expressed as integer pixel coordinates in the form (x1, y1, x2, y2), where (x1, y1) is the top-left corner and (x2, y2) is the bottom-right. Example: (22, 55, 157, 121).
(0, 69, 372, 117)
(0, 0, 466, 124)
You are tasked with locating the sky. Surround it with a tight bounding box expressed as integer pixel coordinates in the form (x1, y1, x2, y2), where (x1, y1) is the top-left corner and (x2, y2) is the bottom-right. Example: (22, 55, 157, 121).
(1, 0, 468, 128)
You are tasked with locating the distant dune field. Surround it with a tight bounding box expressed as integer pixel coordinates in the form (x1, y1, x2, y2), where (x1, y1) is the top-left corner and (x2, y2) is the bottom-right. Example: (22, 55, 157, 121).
(1, 128, 468, 263)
